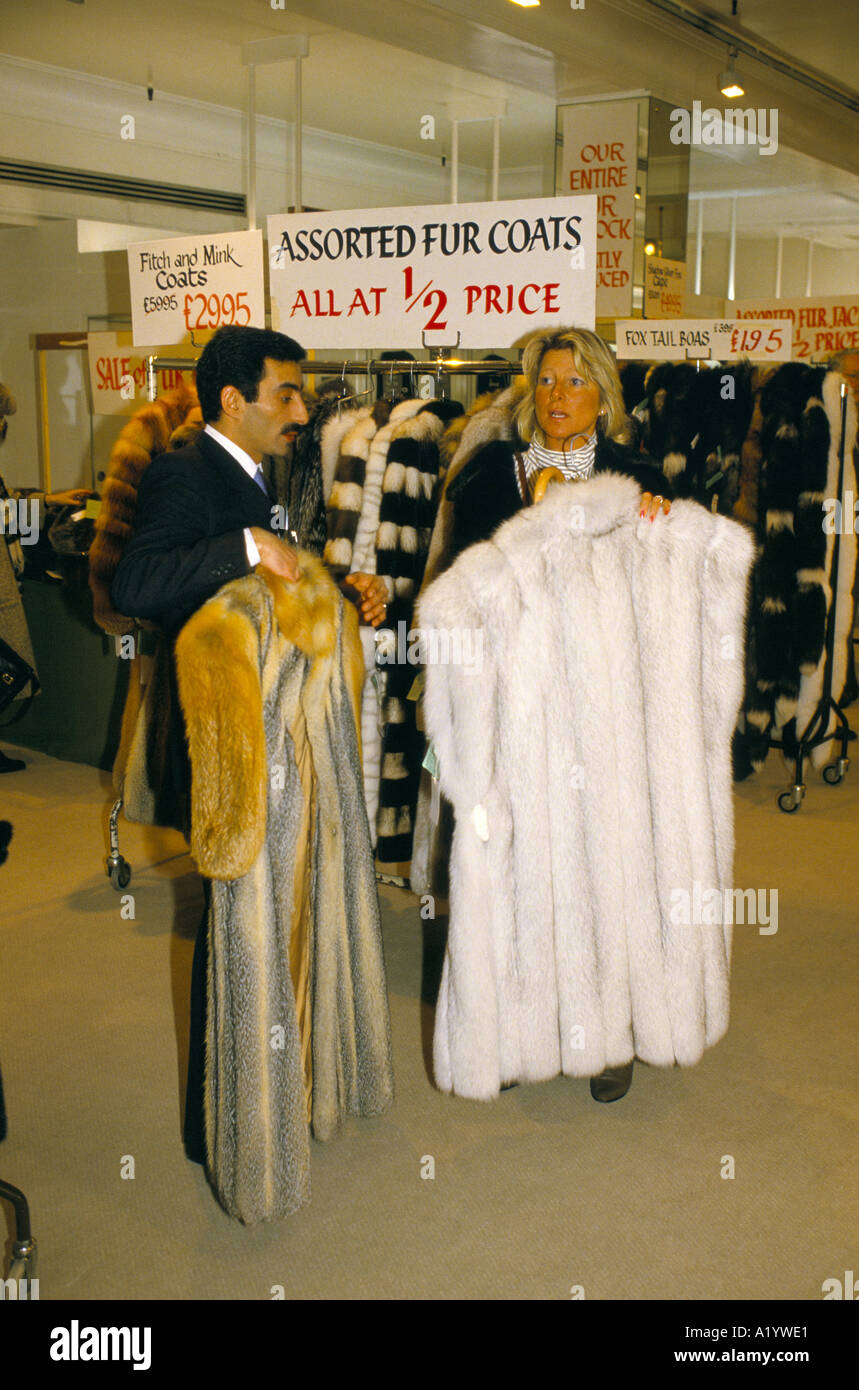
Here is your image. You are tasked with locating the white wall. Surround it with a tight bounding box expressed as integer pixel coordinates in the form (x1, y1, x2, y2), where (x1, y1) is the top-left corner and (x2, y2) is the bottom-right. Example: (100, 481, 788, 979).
(0, 222, 130, 491)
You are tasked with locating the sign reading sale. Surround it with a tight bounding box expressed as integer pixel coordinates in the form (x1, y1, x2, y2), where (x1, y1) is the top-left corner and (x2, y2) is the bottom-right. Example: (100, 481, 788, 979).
(127, 229, 265, 347)
(266, 197, 596, 349)
(87, 331, 197, 416)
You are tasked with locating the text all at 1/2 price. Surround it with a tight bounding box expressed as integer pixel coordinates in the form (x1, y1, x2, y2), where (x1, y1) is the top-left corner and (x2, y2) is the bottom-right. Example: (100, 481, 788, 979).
(284, 270, 564, 332)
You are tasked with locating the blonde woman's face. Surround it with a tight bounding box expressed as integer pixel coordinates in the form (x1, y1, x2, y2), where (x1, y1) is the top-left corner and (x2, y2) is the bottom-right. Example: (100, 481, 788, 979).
(534, 349, 602, 450)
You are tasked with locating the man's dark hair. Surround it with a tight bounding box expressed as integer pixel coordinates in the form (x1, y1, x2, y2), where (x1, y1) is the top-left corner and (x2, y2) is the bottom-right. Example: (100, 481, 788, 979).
(195, 325, 304, 423)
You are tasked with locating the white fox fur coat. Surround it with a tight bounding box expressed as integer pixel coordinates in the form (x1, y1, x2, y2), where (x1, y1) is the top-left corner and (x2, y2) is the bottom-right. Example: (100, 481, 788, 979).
(419, 473, 755, 1099)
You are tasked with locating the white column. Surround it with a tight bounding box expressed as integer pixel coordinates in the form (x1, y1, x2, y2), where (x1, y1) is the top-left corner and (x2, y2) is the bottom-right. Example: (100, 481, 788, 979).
(727, 195, 737, 302)
(805, 239, 814, 296)
(450, 120, 459, 204)
(246, 64, 256, 231)
(694, 197, 704, 296)
(294, 56, 303, 213)
(775, 231, 783, 297)
(491, 117, 500, 202)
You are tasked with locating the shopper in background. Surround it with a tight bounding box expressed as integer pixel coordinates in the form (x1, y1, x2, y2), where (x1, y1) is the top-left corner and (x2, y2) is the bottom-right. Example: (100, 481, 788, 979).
(0, 384, 91, 773)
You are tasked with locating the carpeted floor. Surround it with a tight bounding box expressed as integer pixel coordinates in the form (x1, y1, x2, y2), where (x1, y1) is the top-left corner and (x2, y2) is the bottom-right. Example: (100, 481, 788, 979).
(0, 729, 856, 1301)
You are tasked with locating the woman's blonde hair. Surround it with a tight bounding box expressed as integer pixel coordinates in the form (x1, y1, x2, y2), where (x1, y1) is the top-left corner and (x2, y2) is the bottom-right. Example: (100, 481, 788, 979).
(514, 327, 630, 446)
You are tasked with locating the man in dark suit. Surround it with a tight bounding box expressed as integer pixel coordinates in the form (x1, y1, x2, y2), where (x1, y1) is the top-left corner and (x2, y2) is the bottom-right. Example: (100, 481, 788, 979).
(111, 324, 386, 1163)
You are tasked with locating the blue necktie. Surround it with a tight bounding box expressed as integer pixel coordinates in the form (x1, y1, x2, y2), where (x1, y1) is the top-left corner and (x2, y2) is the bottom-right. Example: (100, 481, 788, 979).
(252, 466, 268, 496)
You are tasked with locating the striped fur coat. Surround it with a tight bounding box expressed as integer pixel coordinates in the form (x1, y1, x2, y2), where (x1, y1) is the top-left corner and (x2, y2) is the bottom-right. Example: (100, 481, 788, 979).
(317, 395, 462, 861)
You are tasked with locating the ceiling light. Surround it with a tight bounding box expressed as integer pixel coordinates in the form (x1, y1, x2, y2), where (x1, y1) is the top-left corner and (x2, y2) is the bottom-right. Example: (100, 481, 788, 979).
(644, 242, 656, 256)
(719, 48, 744, 99)
(509, 1, 541, 7)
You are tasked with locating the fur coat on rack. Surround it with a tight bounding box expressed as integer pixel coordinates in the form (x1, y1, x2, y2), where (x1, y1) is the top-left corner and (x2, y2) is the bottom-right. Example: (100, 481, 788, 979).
(174, 557, 394, 1223)
(740, 365, 857, 769)
(419, 473, 754, 1099)
(312, 393, 462, 861)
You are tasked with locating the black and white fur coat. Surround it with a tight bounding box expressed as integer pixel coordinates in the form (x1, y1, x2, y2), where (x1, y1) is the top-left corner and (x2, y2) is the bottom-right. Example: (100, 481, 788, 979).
(742, 366, 857, 769)
(419, 473, 754, 1098)
(317, 395, 461, 861)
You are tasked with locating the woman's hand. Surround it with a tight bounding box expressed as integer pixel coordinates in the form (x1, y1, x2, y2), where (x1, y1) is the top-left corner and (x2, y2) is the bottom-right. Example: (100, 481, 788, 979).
(344, 572, 388, 627)
(46, 488, 95, 507)
(640, 492, 671, 521)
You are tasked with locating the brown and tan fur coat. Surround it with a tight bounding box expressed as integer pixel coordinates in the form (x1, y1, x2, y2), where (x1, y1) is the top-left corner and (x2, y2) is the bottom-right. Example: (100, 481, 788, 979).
(174, 557, 393, 1222)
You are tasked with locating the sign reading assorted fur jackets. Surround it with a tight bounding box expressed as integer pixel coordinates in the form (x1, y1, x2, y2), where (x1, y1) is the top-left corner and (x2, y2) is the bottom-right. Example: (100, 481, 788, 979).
(616, 318, 793, 361)
(732, 295, 859, 361)
(127, 229, 265, 347)
(266, 197, 596, 349)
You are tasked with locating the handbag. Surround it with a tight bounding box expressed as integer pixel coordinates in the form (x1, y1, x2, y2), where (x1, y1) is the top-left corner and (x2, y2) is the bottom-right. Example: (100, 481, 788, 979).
(0, 635, 39, 722)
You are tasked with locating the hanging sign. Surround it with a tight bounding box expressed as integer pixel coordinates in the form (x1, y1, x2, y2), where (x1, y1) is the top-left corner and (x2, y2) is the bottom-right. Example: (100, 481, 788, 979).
(560, 101, 638, 320)
(644, 257, 686, 318)
(616, 318, 793, 360)
(266, 197, 596, 349)
(732, 295, 859, 361)
(87, 331, 198, 416)
(127, 229, 265, 347)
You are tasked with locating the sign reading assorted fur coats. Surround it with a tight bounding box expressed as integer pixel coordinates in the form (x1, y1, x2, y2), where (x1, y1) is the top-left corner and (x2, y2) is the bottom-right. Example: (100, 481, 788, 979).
(266, 196, 596, 349)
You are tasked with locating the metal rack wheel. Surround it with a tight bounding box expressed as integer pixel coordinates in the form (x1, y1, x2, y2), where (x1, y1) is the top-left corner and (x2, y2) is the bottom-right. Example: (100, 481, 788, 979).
(107, 856, 131, 890)
(777, 788, 802, 814)
(822, 760, 846, 785)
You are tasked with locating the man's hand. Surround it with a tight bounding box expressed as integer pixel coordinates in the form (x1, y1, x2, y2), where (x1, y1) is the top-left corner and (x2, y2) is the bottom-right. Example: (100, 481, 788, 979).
(344, 572, 388, 627)
(250, 527, 300, 582)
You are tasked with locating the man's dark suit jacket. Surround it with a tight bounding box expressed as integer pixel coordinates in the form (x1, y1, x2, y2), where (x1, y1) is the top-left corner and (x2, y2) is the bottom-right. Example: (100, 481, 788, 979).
(110, 430, 282, 836)
(111, 430, 278, 635)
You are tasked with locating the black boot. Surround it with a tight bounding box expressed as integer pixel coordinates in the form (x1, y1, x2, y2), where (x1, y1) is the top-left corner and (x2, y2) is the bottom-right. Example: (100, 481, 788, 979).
(589, 1059, 634, 1103)
(0, 750, 25, 774)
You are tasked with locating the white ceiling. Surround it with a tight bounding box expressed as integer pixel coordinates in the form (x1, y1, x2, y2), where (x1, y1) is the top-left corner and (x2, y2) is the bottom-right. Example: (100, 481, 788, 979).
(1, 0, 858, 247)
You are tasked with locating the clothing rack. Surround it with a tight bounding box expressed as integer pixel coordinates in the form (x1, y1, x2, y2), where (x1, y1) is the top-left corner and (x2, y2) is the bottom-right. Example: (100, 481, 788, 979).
(773, 380, 856, 813)
(145, 353, 521, 400)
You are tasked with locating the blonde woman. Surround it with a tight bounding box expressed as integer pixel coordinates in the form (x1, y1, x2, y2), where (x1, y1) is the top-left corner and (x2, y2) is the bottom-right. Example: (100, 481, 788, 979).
(420, 329, 673, 1103)
(440, 327, 671, 568)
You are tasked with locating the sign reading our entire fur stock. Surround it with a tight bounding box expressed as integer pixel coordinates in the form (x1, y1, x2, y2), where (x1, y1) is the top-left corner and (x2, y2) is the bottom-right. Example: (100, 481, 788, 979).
(127, 229, 265, 347)
(559, 100, 639, 320)
(266, 197, 597, 349)
(616, 318, 793, 361)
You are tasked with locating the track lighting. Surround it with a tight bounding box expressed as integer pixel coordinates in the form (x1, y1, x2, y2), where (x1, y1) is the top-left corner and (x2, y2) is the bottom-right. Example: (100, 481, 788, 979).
(719, 48, 745, 99)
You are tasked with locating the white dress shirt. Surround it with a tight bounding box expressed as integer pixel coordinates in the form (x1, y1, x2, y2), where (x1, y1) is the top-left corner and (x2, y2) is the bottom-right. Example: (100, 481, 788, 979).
(204, 423, 286, 568)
